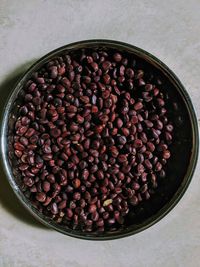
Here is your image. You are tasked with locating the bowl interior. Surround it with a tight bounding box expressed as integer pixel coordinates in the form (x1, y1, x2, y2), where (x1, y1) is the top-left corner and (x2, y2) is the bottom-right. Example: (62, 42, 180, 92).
(1, 40, 198, 240)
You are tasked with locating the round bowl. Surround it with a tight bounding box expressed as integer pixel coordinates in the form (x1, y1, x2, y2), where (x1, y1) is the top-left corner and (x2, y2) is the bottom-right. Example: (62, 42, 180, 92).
(1, 40, 199, 240)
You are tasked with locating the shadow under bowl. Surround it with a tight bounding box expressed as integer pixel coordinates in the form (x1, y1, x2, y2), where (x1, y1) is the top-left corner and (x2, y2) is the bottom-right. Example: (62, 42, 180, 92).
(0, 40, 199, 240)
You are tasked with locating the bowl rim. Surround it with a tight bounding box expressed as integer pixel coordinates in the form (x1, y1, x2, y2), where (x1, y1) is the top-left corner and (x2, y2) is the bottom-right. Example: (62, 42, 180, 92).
(0, 39, 199, 240)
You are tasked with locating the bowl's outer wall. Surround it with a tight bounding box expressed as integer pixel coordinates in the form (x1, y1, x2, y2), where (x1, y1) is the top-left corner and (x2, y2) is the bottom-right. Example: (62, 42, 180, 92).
(1, 40, 199, 240)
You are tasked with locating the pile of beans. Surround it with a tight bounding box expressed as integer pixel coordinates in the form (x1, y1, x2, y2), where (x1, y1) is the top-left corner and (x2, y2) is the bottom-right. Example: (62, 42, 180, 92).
(12, 48, 173, 232)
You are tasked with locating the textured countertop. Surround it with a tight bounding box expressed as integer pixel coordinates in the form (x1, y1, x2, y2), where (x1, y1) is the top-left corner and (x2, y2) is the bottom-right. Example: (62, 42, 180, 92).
(0, 1, 200, 266)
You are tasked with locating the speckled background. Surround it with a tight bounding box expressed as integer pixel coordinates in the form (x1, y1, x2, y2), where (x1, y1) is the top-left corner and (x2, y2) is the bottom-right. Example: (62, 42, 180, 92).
(0, 1, 200, 266)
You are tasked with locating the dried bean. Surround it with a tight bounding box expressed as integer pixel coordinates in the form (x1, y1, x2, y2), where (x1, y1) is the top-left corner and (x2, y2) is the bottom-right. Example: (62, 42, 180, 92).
(12, 47, 173, 233)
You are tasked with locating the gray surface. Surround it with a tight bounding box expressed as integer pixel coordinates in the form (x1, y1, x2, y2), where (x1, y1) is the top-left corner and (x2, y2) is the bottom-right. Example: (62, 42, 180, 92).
(0, 1, 200, 266)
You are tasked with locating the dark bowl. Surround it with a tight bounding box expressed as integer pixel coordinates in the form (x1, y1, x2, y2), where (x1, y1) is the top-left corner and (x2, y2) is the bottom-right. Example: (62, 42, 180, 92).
(0, 40, 199, 240)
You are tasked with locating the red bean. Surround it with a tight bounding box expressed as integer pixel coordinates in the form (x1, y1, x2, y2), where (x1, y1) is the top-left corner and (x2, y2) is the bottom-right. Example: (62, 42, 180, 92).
(66, 208, 73, 218)
(72, 178, 81, 188)
(43, 181, 51, 192)
(73, 192, 81, 201)
(134, 102, 143, 110)
(102, 61, 111, 71)
(88, 204, 97, 213)
(58, 200, 67, 209)
(113, 53, 122, 62)
(163, 150, 171, 159)
(36, 192, 46, 202)
(96, 218, 104, 227)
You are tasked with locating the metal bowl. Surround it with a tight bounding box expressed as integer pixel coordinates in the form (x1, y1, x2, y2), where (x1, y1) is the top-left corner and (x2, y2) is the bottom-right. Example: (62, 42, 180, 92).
(1, 40, 199, 240)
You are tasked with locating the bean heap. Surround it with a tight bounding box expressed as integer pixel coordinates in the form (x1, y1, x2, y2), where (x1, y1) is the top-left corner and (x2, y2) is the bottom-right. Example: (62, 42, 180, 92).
(12, 49, 173, 232)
